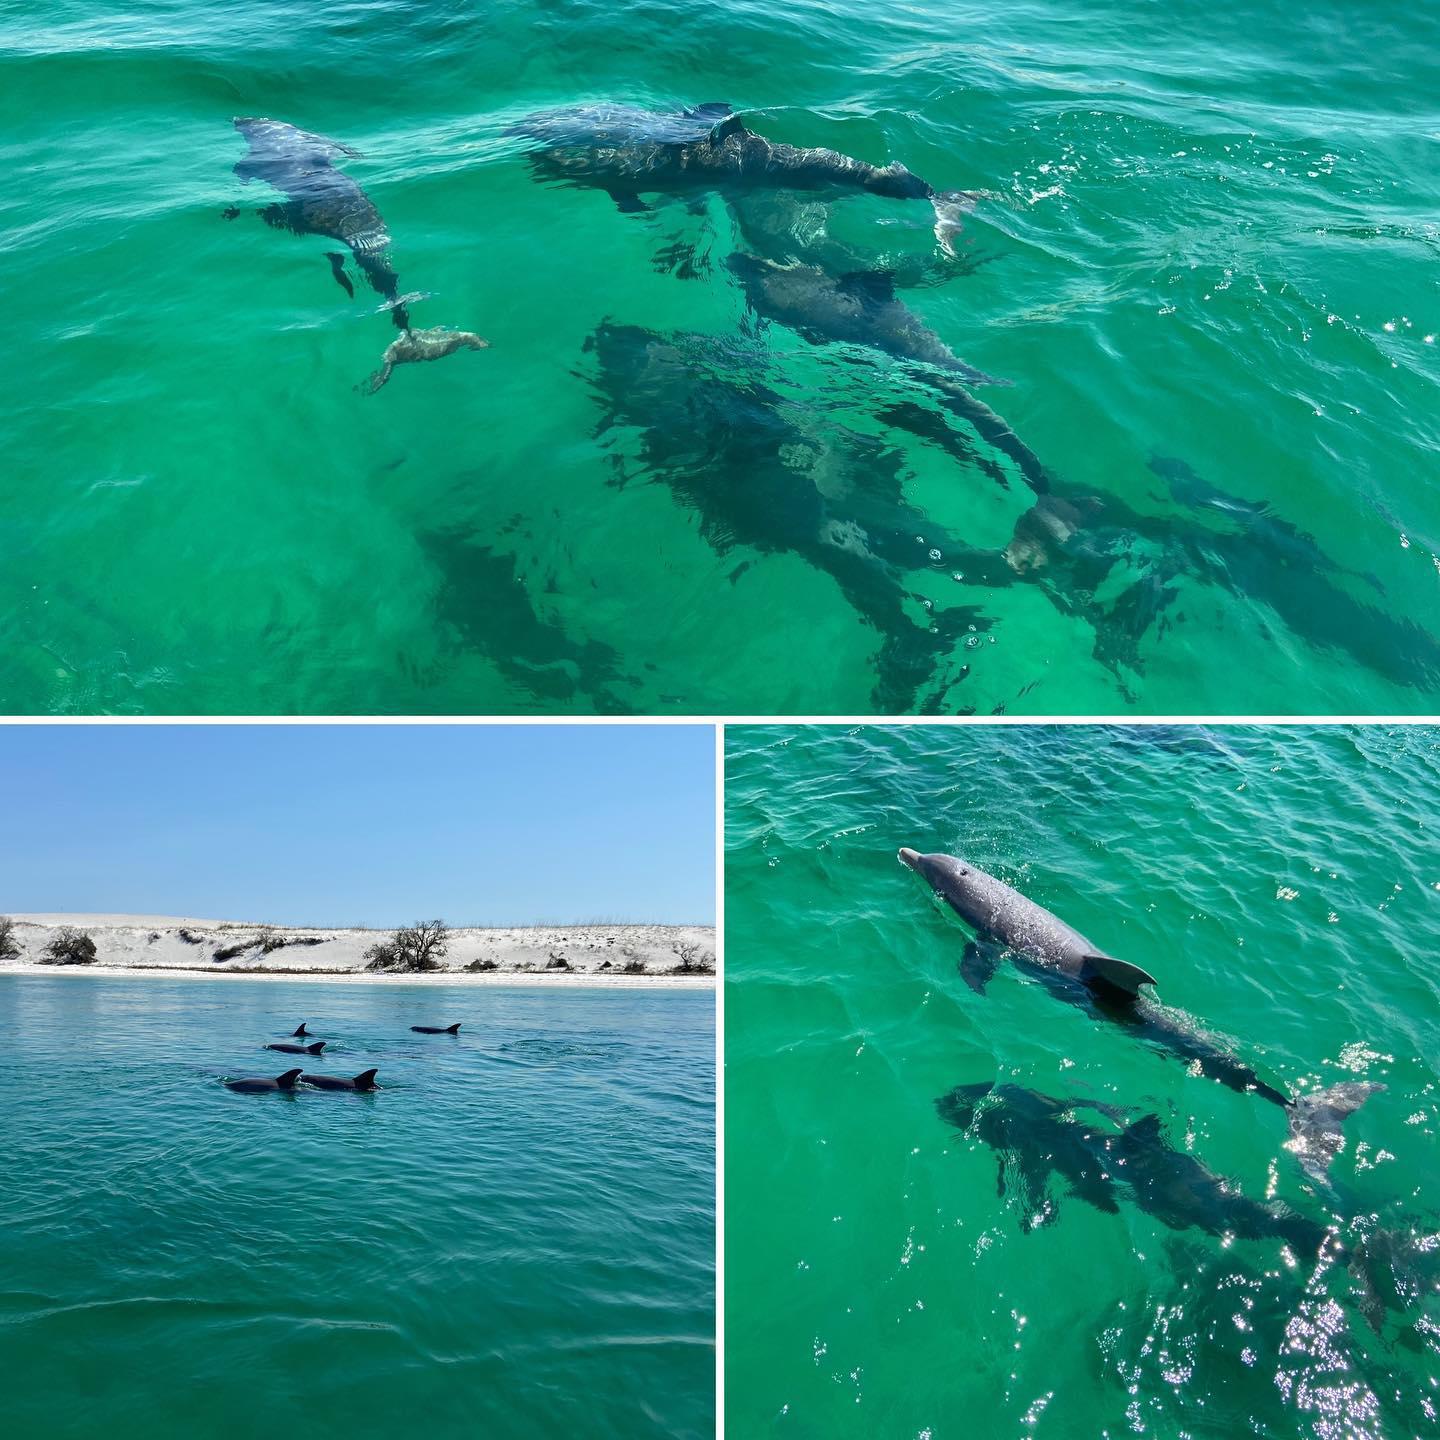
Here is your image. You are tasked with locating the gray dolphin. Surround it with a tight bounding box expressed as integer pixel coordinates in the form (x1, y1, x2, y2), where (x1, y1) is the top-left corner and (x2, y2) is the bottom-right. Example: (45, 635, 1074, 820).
(304, 1068, 379, 1092)
(901, 848, 1380, 1178)
(231, 117, 412, 328)
(263, 1040, 325, 1055)
(224, 1068, 303, 1094)
(512, 102, 978, 250)
(411, 1023, 461, 1034)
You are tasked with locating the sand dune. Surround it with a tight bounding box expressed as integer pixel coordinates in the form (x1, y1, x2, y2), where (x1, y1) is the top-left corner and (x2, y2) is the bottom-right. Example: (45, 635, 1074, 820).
(2, 915, 716, 987)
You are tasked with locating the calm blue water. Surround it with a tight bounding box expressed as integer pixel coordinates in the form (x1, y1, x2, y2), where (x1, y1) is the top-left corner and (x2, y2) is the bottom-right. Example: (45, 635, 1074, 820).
(0, 975, 715, 1438)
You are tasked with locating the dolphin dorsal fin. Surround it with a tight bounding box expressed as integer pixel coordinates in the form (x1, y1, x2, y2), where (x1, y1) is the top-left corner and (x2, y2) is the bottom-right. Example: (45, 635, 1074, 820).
(355, 1068, 379, 1088)
(306, 1041, 326, 1054)
(1124, 1112, 1164, 1145)
(447, 1022, 461, 1034)
(839, 270, 897, 304)
(710, 114, 748, 142)
(1083, 952, 1157, 995)
(278, 1069, 303, 1087)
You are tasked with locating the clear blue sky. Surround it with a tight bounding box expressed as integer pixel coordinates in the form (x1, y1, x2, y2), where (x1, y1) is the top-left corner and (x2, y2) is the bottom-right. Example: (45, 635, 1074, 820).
(0, 725, 715, 926)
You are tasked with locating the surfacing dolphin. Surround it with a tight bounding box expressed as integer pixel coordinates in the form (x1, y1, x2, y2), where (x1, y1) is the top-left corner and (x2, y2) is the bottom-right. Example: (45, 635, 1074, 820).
(411, 1023, 461, 1034)
(511, 102, 978, 250)
(901, 848, 1380, 1178)
(304, 1068, 379, 1092)
(231, 117, 412, 327)
(264, 1040, 326, 1055)
(224, 1068, 303, 1094)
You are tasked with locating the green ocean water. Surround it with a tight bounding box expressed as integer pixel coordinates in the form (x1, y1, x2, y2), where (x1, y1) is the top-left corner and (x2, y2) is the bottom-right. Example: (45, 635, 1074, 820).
(725, 724, 1439, 1437)
(0, 976, 714, 1439)
(2, 1, 1438, 715)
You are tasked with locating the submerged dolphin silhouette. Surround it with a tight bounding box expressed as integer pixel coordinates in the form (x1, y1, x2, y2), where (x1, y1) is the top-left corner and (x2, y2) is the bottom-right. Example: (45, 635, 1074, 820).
(937, 1082, 1333, 1250)
(584, 321, 996, 712)
(512, 102, 978, 250)
(902, 848, 1380, 1178)
(726, 252, 1047, 492)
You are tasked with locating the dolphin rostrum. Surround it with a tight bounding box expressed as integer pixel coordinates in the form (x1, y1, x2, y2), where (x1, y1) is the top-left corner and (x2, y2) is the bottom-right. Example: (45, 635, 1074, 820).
(901, 848, 1380, 1178)
(512, 102, 978, 250)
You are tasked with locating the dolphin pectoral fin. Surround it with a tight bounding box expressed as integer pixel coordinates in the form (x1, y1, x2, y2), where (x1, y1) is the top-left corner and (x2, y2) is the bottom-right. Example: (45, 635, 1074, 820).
(960, 938, 1002, 996)
(1083, 952, 1157, 995)
(326, 252, 355, 298)
(607, 189, 651, 214)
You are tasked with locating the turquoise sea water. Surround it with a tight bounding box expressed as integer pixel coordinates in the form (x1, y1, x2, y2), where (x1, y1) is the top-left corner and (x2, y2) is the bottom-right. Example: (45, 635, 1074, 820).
(2, 1, 1438, 714)
(726, 725, 1439, 1437)
(0, 976, 714, 1438)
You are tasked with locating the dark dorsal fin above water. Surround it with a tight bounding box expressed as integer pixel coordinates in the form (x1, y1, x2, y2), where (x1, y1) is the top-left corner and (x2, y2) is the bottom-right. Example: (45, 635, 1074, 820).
(839, 270, 897, 305)
(1082, 952, 1158, 995)
(278, 1069, 303, 1087)
(354, 1068, 379, 1089)
(711, 114, 748, 142)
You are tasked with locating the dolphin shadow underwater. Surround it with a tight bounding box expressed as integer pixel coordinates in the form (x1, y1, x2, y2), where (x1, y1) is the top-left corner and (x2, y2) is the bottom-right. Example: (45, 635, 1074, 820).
(583, 322, 1001, 712)
(227, 117, 487, 391)
(900, 848, 1382, 1181)
(510, 101, 980, 251)
(935, 1083, 1437, 1325)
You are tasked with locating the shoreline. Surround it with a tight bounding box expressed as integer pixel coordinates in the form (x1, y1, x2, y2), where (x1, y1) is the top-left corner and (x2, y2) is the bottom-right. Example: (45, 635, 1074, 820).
(0, 961, 713, 990)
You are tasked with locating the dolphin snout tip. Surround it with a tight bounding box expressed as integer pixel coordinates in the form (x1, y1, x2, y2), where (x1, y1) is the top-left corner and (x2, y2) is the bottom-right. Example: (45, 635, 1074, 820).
(898, 847, 920, 870)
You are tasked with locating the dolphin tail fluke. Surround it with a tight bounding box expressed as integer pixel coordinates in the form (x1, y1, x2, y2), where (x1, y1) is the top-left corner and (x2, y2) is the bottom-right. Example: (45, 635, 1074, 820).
(354, 1068, 379, 1089)
(446, 1023, 461, 1034)
(1285, 1081, 1384, 1181)
(306, 1041, 326, 1054)
(931, 190, 985, 255)
(278, 1069, 303, 1088)
(1083, 952, 1157, 995)
(359, 360, 394, 396)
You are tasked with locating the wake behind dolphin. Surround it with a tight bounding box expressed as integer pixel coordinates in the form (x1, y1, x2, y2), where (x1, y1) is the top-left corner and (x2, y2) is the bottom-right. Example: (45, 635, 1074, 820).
(900, 847, 1380, 1178)
(512, 102, 978, 251)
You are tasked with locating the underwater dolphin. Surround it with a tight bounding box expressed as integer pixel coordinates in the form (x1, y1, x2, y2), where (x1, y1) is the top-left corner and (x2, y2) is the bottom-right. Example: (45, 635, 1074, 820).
(937, 1083, 1333, 1252)
(726, 253, 1048, 491)
(901, 848, 1380, 1178)
(224, 1068, 303, 1094)
(585, 322, 996, 711)
(264, 1040, 326, 1055)
(512, 102, 977, 249)
(304, 1068, 379, 1092)
(231, 117, 412, 328)
(411, 1023, 461, 1034)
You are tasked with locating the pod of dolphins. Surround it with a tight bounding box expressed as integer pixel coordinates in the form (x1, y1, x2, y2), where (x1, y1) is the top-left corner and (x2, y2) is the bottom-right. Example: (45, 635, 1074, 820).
(223, 1019, 461, 1094)
(224, 104, 1440, 707)
(900, 846, 1439, 1322)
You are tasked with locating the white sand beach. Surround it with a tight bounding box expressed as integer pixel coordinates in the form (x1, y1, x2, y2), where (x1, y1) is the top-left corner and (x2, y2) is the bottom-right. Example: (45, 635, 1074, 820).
(0, 915, 716, 988)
